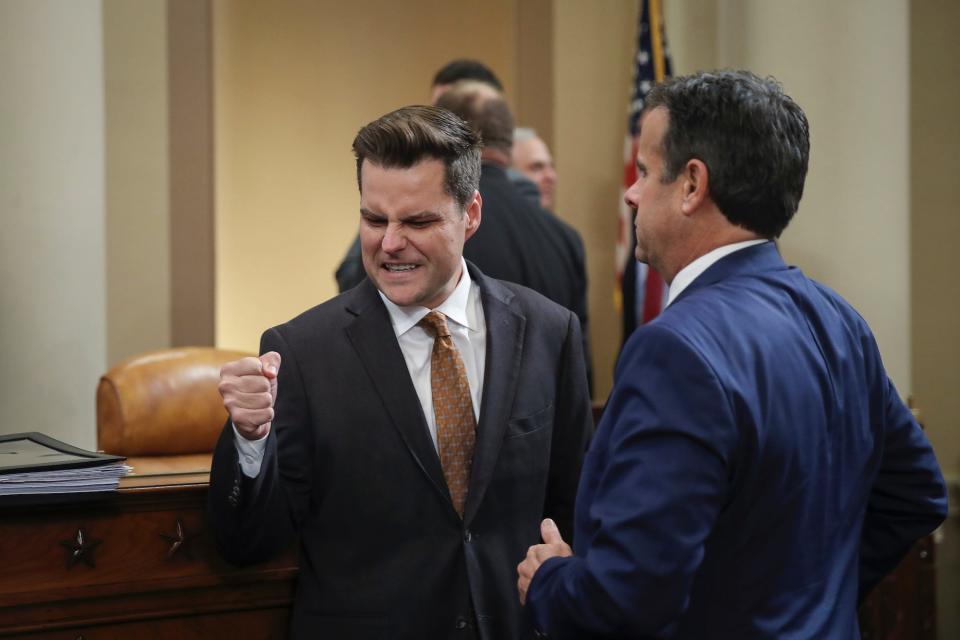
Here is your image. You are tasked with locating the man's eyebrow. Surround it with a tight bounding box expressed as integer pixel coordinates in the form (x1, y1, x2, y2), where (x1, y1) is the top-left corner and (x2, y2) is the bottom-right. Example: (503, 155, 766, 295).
(402, 210, 442, 221)
(359, 208, 441, 220)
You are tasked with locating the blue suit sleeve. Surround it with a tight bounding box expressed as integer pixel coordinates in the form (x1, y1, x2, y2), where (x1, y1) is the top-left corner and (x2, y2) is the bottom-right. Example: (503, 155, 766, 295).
(527, 325, 738, 638)
(858, 374, 947, 600)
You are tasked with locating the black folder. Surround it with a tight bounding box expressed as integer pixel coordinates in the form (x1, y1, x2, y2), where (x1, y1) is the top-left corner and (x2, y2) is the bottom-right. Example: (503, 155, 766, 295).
(0, 432, 124, 474)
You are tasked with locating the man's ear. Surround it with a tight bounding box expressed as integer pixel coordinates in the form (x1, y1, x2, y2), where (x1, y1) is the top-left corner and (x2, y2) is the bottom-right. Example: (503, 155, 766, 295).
(464, 190, 482, 240)
(679, 158, 709, 216)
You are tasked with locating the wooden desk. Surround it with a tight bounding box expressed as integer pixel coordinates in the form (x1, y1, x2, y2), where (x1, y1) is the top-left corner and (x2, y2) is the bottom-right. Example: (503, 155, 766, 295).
(0, 472, 297, 639)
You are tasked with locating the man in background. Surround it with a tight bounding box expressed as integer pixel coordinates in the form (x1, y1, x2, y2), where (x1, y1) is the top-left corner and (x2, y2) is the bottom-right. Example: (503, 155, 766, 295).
(430, 58, 504, 104)
(517, 70, 946, 638)
(512, 127, 557, 211)
(436, 81, 591, 388)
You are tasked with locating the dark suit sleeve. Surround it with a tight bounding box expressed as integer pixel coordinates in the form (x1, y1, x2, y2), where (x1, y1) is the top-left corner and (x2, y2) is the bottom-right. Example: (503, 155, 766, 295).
(858, 374, 947, 600)
(544, 310, 593, 541)
(207, 326, 314, 565)
(527, 325, 737, 638)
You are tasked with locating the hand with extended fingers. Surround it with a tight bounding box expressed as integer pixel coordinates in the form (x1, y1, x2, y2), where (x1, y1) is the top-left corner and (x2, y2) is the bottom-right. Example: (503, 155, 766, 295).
(517, 518, 573, 605)
(218, 352, 281, 440)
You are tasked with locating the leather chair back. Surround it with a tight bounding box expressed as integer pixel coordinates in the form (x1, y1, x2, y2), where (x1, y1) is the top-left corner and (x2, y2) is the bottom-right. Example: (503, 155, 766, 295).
(97, 347, 252, 456)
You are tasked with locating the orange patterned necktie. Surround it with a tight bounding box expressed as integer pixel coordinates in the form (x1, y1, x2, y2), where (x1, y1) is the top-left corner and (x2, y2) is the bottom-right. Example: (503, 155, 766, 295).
(419, 311, 476, 518)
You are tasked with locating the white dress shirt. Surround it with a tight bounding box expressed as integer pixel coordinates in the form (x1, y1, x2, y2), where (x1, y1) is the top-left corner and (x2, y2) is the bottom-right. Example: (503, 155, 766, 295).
(234, 259, 486, 478)
(666, 239, 769, 307)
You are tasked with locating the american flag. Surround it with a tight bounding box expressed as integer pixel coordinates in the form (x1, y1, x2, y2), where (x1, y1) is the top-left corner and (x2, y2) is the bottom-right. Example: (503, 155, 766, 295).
(616, 0, 672, 345)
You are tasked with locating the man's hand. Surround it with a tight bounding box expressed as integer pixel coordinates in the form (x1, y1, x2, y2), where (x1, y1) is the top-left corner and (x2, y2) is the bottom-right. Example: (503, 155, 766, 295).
(518, 518, 573, 605)
(218, 352, 281, 440)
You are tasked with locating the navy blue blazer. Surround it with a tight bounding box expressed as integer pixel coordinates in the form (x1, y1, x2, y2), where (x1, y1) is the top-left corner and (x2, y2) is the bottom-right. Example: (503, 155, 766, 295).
(527, 242, 946, 639)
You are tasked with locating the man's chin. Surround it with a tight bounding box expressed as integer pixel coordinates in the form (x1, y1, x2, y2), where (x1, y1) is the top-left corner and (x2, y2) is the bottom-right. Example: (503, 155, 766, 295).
(377, 282, 423, 308)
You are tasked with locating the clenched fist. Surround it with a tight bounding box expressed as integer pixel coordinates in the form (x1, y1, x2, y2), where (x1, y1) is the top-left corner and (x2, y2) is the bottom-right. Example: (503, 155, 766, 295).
(218, 352, 281, 440)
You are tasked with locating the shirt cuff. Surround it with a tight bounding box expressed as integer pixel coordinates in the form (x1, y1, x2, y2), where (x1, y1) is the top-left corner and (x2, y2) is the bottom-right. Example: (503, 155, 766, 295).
(233, 423, 268, 478)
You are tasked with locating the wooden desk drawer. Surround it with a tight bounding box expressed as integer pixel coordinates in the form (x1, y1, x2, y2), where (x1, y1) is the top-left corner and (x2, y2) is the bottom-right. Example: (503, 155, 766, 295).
(0, 482, 297, 637)
(0, 495, 293, 603)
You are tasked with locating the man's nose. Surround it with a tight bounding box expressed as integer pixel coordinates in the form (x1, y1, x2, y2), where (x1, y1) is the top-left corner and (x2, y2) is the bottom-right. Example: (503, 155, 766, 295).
(381, 223, 406, 253)
(624, 183, 638, 208)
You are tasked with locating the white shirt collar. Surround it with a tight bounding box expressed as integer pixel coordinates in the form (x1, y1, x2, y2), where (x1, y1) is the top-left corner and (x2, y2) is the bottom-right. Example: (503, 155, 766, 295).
(666, 239, 769, 307)
(378, 258, 476, 337)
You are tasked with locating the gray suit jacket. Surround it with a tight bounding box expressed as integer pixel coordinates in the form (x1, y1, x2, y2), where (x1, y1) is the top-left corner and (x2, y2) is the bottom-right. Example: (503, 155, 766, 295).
(208, 262, 592, 640)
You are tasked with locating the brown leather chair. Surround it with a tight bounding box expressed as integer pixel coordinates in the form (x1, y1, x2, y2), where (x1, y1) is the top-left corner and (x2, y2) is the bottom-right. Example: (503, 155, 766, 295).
(97, 347, 252, 475)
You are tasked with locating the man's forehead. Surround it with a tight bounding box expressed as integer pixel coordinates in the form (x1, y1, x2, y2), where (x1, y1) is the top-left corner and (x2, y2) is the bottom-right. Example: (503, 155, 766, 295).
(358, 158, 458, 213)
(638, 106, 667, 131)
(521, 135, 547, 152)
(637, 107, 669, 150)
(515, 136, 550, 160)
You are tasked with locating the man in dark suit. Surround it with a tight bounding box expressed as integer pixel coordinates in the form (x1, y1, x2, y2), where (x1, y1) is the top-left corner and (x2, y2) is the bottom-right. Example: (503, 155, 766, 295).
(436, 81, 591, 391)
(517, 70, 947, 638)
(209, 106, 591, 639)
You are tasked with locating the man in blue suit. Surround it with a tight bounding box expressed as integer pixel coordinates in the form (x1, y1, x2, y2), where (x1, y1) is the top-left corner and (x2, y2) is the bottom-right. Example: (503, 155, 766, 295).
(517, 70, 947, 638)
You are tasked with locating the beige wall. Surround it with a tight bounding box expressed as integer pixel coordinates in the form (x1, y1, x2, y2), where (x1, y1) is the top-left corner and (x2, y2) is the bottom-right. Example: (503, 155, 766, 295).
(911, 0, 960, 479)
(213, 0, 519, 351)
(515, 0, 555, 148)
(552, 0, 637, 400)
(0, 0, 107, 449)
(103, 0, 172, 366)
(169, 0, 216, 348)
(664, 0, 717, 73)
(104, 0, 217, 363)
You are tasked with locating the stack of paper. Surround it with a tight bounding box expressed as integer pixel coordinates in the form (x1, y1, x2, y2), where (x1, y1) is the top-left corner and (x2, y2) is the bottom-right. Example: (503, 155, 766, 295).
(0, 432, 130, 498)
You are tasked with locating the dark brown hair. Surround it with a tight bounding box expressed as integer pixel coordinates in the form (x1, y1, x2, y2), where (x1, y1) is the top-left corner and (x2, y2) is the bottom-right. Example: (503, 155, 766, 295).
(432, 59, 503, 91)
(644, 70, 810, 238)
(352, 105, 482, 209)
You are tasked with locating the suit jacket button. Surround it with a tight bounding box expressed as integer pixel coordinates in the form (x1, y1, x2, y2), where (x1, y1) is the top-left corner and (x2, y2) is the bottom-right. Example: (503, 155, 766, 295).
(455, 617, 468, 630)
(463, 530, 473, 542)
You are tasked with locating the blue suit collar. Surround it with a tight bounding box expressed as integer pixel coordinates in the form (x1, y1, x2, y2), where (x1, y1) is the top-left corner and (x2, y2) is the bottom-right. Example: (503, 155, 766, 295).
(673, 241, 786, 304)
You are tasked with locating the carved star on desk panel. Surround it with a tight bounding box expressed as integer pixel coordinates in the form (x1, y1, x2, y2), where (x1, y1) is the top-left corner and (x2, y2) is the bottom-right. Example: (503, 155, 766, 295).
(160, 518, 197, 559)
(60, 528, 102, 569)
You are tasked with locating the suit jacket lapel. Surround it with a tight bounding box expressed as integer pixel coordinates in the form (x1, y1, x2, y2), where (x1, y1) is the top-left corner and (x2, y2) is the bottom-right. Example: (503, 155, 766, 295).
(464, 265, 524, 524)
(343, 282, 451, 505)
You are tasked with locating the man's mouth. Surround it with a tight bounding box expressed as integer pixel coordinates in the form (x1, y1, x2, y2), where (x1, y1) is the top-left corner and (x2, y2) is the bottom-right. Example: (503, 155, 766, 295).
(383, 263, 419, 273)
